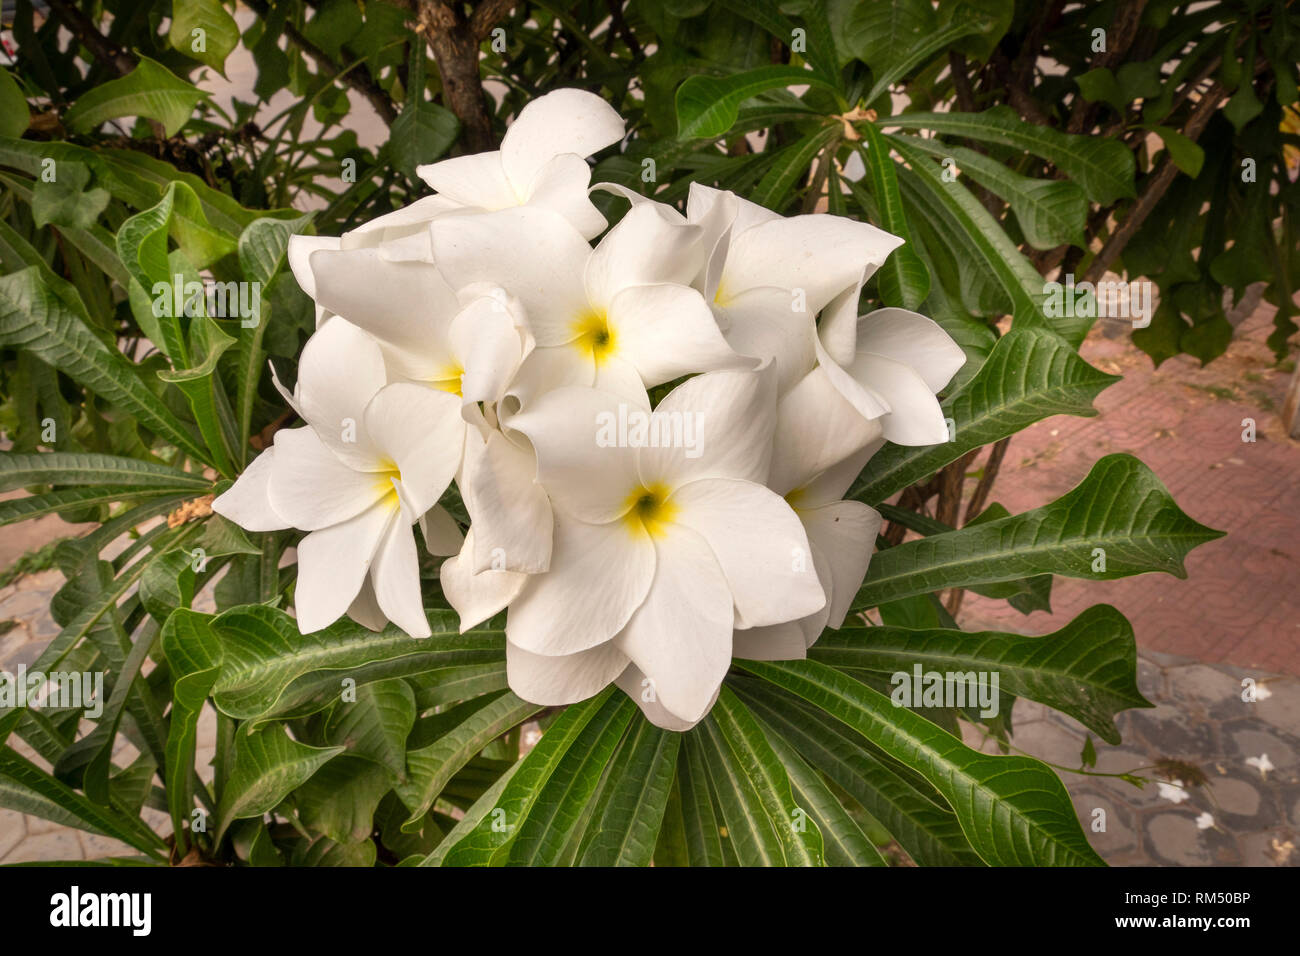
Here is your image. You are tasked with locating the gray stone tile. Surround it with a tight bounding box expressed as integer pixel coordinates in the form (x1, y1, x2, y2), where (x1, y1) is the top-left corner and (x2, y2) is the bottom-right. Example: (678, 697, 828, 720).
(2, 829, 83, 863)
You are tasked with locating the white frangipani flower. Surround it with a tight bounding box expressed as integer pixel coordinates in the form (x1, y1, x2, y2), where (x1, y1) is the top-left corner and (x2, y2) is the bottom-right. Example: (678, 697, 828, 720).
(213, 318, 464, 637)
(500, 368, 825, 729)
(417, 88, 624, 240)
(816, 307, 967, 445)
(1157, 780, 1191, 804)
(431, 202, 752, 405)
(1245, 753, 1274, 777)
(685, 183, 905, 393)
(734, 367, 885, 660)
(1195, 811, 1215, 830)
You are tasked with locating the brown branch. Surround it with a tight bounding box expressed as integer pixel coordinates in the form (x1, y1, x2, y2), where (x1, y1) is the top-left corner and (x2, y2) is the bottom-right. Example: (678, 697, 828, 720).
(46, 0, 136, 76)
(1083, 81, 1225, 283)
(1066, 0, 1150, 134)
(416, 1, 513, 153)
(244, 0, 397, 125)
(964, 438, 1011, 525)
(949, 51, 977, 113)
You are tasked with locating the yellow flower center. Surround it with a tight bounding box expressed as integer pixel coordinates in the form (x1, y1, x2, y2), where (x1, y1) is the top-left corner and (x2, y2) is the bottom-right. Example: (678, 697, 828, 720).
(571, 308, 616, 364)
(430, 363, 464, 397)
(622, 483, 676, 539)
(784, 487, 806, 513)
(374, 459, 403, 510)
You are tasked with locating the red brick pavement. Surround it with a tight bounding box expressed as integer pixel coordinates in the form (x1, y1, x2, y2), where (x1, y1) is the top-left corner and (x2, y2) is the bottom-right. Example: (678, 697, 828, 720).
(956, 304, 1300, 675)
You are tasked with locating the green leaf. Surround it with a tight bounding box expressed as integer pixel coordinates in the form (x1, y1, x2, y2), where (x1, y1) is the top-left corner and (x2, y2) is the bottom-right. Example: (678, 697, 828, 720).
(859, 123, 929, 308)
(0, 268, 208, 462)
(888, 107, 1136, 205)
(504, 693, 636, 865)
(169, 0, 240, 75)
(853, 453, 1224, 610)
(577, 718, 681, 866)
(436, 690, 614, 865)
(398, 691, 540, 827)
(158, 314, 241, 477)
(675, 66, 836, 139)
(322, 678, 416, 780)
(206, 604, 504, 721)
(139, 549, 197, 621)
(1148, 125, 1205, 177)
(810, 604, 1152, 744)
(238, 213, 313, 286)
(63, 56, 207, 137)
(0, 68, 28, 139)
(213, 724, 343, 844)
(738, 659, 1105, 865)
(749, 125, 837, 211)
(0, 486, 177, 526)
(733, 679, 980, 865)
(294, 754, 393, 844)
(30, 161, 110, 231)
(390, 46, 460, 181)
(161, 608, 223, 854)
(0, 452, 209, 493)
(663, 731, 726, 866)
(694, 687, 824, 866)
(758, 717, 886, 866)
(851, 327, 1117, 502)
(899, 136, 1088, 249)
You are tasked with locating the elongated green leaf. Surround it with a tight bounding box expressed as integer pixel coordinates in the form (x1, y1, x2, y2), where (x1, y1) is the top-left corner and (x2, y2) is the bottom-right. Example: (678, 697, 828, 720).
(0, 269, 208, 461)
(811, 604, 1152, 743)
(322, 678, 416, 780)
(64, 56, 207, 137)
(161, 609, 223, 854)
(504, 693, 635, 865)
(0, 486, 174, 526)
(749, 125, 837, 211)
(667, 731, 727, 866)
(437, 690, 613, 865)
(733, 679, 980, 865)
(418, 760, 521, 866)
(295, 754, 394, 844)
(0, 452, 210, 493)
(891, 135, 1090, 345)
(859, 123, 929, 308)
(676, 66, 836, 139)
(695, 687, 824, 866)
(206, 604, 503, 720)
(759, 717, 885, 866)
(213, 725, 343, 843)
(851, 327, 1117, 502)
(238, 213, 313, 286)
(0, 68, 27, 138)
(898, 135, 1088, 249)
(577, 718, 681, 867)
(0, 747, 166, 857)
(398, 691, 539, 826)
(854, 453, 1224, 609)
(888, 107, 1136, 205)
(738, 659, 1104, 865)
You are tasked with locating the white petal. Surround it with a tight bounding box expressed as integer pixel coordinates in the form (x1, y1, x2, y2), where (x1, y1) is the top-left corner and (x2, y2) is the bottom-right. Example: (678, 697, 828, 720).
(419, 504, 464, 557)
(340, 195, 456, 256)
(287, 235, 340, 300)
(370, 493, 429, 638)
(584, 202, 702, 307)
(363, 383, 464, 515)
(461, 430, 553, 573)
(613, 523, 733, 724)
(430, 207, 590, 346)
(268, 426, 384, 530)
(346, 575, 389, 631)
(448, 295, 528, 406)
(507, 386, 641, 524)
(506, 513, 655, 656)
(295, 500, 396, 633)
(855, 309, 966, 393)
(608, 283, 751, 388)
(799, 440, 883, 507)
(439, 528, 528, 632)
(721, 214, 903, 315)
(294, 317, 388, 468)
(816, 335, 892, 421)
(507, 639, 629, 707)
(500, 88, 624, 197)
(308, 249, 459, 375)
(503, 345, 595, 409)
(670, 477, 825, 629)
(731, 622, 807, 661)
(212, 449, 289, 532)
(687, 185, 738, 301)
(768, 365, 883, 496)
(688, 183, 779, 233)
(615, 663, 715, 731)
(417, 151, 517, 209)
(719, 285, 818, 394)
(637, 366, 776, 489)
(800, 500, 881, 631)
(846, 351, 950, 446)
(523, 152, 608, 239)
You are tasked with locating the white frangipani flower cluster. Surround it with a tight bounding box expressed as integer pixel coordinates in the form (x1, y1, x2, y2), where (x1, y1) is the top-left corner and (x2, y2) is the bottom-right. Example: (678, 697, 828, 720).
(214, 89, 966, 731)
